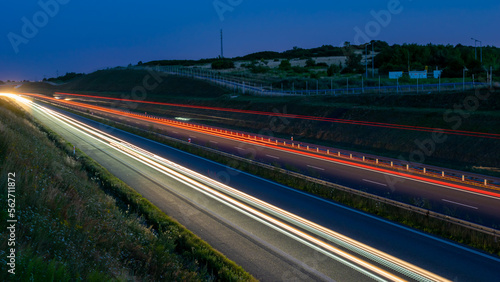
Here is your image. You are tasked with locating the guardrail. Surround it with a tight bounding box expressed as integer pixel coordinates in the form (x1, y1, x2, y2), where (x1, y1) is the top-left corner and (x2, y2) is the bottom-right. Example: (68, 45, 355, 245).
(114, 109, 500, 191)
(47, 92, 500, 191)
(179, 135, 500, 238)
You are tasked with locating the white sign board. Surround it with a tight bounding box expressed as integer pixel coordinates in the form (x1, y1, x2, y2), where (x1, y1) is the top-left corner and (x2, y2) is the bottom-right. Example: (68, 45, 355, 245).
(409, 71, 427, 79)
(389, 71, 403, 79)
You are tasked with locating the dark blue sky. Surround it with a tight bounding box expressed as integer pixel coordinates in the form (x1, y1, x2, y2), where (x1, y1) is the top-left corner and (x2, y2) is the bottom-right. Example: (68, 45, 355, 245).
(1, 0, 498, 81)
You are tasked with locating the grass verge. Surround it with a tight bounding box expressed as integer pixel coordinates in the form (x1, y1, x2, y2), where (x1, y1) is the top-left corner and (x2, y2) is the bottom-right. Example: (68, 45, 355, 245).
(0, 97, 254, 281)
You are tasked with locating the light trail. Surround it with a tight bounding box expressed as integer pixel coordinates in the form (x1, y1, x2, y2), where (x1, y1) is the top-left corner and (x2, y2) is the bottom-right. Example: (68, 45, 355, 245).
(7, 94, 450, 281)
(17, 93, 500, 198)
(51, 92, 500, 140)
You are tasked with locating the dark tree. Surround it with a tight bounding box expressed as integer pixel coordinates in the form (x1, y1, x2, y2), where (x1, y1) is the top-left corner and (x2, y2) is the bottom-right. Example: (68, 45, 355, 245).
(211, 60, 235, 69)
(279, 60, 292, 70)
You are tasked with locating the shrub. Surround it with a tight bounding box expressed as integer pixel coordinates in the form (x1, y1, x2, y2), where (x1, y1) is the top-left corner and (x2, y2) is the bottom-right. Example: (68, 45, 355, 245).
(211, 60, 235, 70)
(279, 59, 292, 70)
(305, 58, 316, 67)
(310, 72, 320, 79)
(292, 66, 309, 74)
(327, 64, 341, 76)
(249, 65, 270, 73)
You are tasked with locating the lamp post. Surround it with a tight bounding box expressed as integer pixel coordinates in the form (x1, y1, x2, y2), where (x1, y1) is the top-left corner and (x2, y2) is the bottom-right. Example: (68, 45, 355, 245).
(471, 38, 477, 60)
(480, 40, 482, 63)
(463, 67, 468, 92)
(365, 42, 373, 78)
(479, 40, 483, 63)
(365, 43, 368, 78)
(407, 49, 411, 73)
(372, 42, 375, 78)
(471, 38, 482, 63)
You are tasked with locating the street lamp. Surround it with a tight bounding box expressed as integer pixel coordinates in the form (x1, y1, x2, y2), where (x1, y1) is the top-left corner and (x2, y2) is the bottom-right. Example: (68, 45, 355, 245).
(372, 42, 375, 78)
(463, 66, 468, 92)
(407, 49, 410, 73)
(471, 38, 482, 63)
(365, 42, 373, 78)
(365, 43, 368, 78)
(479, 40, 483, 63)
(471, 38, 477, 60)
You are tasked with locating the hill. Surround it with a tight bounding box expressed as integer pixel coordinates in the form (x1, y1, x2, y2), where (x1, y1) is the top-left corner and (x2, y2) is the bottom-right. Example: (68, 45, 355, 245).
(19, 68, 230, 99)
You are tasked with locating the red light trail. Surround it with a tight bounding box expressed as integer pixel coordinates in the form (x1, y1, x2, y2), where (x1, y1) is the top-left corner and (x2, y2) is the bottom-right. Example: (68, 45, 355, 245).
(22, 93, 500, 198)
(51, 92, 500, 140)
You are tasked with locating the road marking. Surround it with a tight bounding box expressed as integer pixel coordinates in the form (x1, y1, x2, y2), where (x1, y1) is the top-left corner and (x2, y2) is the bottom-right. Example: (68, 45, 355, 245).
(235, 147, 246, 150)
(266, 154, 280, 159)
(307, 165, 324, 171)
(210, 140, 218, 144)
(172, 131, 179, 134)
(442, 199, 478, 210)
(363, 179, 388, 187)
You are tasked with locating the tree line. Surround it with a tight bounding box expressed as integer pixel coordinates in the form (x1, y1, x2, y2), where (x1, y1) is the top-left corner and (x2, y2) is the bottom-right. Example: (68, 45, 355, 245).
(138, 41, 499, 78)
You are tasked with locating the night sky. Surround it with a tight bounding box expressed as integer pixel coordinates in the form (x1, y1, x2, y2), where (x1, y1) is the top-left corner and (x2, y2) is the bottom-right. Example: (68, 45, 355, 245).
(1, 0, 498, 81)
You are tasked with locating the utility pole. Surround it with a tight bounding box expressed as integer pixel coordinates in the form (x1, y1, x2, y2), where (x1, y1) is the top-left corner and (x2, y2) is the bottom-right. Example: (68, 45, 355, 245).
(220, 29, 224, 58)
(472, 38, 477, 60)
(480, 40, 483, 63)
(491, 66, 493, 88)
(365, 44, 368, 78)
(372, 42, 375, 78)
(463, 67, 468, 92)
(471, 38, 482, 63)
(438, 73, 441, 93)
(407, 49, 410, 73)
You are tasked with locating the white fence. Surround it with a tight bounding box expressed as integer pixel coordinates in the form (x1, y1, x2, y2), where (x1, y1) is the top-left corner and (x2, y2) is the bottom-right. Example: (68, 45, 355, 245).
(135, 66, 493, 96)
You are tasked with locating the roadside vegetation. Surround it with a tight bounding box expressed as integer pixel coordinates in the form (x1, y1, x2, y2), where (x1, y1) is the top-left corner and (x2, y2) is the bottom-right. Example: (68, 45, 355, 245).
(0, 97, 254, 281)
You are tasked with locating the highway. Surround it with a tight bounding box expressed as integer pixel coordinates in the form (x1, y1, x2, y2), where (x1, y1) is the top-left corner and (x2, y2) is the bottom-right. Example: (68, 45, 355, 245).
(6, 94, 500, 281)
(27, 93, 500, 228)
